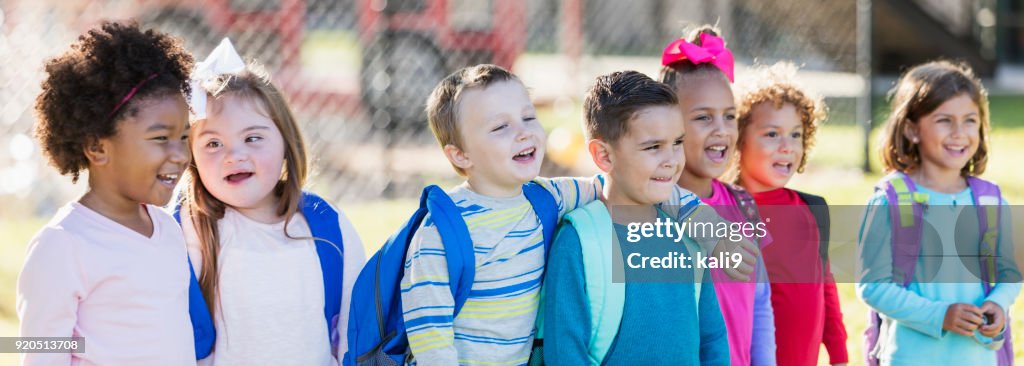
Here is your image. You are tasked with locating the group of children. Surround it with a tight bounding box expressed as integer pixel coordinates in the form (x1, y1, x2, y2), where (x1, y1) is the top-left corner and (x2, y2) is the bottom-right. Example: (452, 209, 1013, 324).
(15, 20, 1018, 366)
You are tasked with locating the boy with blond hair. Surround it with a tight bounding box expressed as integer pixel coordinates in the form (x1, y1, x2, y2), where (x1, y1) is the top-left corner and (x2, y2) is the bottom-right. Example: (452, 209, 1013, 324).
(399, 64, 755, 365)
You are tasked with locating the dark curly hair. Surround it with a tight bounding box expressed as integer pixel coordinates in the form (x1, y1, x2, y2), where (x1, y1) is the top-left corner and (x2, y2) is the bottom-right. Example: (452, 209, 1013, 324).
(34, 21, 194, 183)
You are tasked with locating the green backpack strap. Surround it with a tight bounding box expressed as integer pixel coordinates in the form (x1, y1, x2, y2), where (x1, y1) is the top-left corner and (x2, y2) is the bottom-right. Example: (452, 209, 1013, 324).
(655, 207, 703, 318)
(564, 200, 624, 365)
(535, 202, 703, 365)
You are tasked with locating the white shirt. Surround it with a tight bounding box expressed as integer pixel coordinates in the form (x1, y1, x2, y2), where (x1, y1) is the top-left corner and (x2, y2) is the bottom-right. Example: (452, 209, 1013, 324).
(17, 202, 196, 366)
(183, 204, 365, 366)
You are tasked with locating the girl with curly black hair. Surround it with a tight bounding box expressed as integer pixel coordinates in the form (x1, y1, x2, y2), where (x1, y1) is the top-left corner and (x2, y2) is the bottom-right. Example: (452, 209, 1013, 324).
(17, 21, 197, 365)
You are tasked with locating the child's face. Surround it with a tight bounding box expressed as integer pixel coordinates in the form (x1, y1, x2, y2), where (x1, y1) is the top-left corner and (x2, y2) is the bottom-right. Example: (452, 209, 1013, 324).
(907, 93, 980, 175)
(454, 80, 545, 195)
(96, 94, 190, 206)
(192, 95, 286, 213)
(739, 102, 803, 193)
(678, 76, 737, 180)
(604, 105, 685, 205)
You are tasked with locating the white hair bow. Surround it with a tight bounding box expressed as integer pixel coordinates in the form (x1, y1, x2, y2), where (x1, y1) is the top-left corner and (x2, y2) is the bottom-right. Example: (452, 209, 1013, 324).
(189, 38, 246, 121)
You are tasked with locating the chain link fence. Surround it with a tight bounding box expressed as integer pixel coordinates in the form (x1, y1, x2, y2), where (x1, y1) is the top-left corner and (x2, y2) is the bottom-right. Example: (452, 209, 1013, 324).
(0, 0, 863, 217)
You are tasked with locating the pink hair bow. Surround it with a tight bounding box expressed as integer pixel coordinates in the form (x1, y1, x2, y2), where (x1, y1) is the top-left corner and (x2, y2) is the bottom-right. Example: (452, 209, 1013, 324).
(661, 33, 735, 82)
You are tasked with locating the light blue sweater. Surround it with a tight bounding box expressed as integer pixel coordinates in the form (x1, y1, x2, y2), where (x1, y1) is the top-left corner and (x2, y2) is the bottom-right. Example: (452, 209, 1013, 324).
(543, 221, 730, 365)
(856, 184, 1021, 365)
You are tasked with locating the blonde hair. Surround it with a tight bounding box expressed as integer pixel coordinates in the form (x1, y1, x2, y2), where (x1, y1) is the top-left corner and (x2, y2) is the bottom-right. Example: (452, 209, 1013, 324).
(183, 65, 309, 315)
(879, 60, 989, 176)
(425, 64, 520, 175)
(735, 62, 827, 175)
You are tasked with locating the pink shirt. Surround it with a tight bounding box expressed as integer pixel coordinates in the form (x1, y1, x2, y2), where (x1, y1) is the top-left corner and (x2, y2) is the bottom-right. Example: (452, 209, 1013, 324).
(17, 202, 195, 366)
(704, 179, 776, 366)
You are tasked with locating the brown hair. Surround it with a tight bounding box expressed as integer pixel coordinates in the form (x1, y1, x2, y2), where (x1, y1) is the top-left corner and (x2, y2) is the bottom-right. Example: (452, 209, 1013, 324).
(735, 62, 827, 174)
(425, 64, 521, 175)
(659, 25, 730, 89)
(183, 65, 309, 314)
(583, 70, 678, 144)
(879, 60, 989, 176)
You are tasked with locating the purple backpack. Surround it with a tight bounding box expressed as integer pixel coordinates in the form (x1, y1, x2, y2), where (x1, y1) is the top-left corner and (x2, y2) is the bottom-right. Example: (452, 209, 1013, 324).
(863, 172, 1012, 366)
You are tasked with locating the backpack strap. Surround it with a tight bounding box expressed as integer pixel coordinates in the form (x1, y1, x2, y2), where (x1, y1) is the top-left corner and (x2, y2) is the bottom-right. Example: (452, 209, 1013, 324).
(171, 204, 217, 360)
(795, 190, 832, 268)
(422, 186, 476, 316)
(300, 192, 346, 344)
(876, 172, 928, 286)
(651, 206, 704, 317)
(966, 177, 1003, 293)
(725, 183, 763, 227)
(965, 177, 1013, 366)
(564, 200, 623, 365)
(523, 181, 558, 257)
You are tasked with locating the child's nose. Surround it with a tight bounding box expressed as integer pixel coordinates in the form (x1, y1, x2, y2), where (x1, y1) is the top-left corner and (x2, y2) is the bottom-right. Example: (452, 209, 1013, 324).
(711, 117, 727, 134)
(778, 137, 793, 154)
(515, 125, 531, 142)
(226, 146, 248, 163)
(168, 140, 189, 165)
(950, 121, 971, 138)
(662, 147, 680, 165)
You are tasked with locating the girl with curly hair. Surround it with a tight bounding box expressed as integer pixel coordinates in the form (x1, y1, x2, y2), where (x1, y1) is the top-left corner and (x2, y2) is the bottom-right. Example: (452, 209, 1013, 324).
(17, 21, 196, 365)
(733, 62, 848, 366)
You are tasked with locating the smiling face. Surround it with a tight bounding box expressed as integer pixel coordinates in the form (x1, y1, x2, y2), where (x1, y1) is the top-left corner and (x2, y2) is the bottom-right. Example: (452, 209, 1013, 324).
(191, 95, 286, 215)
(738, 102, 804, 193)
(906, 93, 981, 176)
(601, 105, 686, 206)
(448, 80, 545, 197)
(678, 76, 737, 185)
(93, 94, 191, 206)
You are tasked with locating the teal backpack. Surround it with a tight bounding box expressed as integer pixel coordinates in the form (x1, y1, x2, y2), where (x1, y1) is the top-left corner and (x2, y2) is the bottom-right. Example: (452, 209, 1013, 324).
(529, 201, 703, 365)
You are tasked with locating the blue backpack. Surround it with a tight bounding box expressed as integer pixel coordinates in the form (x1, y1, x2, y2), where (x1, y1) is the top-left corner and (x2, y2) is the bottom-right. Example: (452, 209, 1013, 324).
(173, 191, 346, 360)
(344, 182, 557, 366)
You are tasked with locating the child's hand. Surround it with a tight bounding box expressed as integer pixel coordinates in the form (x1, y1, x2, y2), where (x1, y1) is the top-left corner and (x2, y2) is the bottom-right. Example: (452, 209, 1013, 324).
(715, 237, 758, 281)
(942, 303, 985, 336)
(978, 301, 1006, 338)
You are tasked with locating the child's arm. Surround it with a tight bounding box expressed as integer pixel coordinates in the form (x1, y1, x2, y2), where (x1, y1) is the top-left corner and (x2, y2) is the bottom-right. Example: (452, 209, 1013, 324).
(532, 176, 602, 218)
(543, 224, 592, 365)
(399, 221, 459, 365)
(979, 200, 1022, 338)
(985, 200, 1021, 315)
(855, 194, 949, 338)
(697, 268, 729, 366)
(16, 230, 84, 365)
(822, 263, 849, 365)
(660, 186, 758, 281)
(336, 210, 367, 364)
(750, 260, 777, 366)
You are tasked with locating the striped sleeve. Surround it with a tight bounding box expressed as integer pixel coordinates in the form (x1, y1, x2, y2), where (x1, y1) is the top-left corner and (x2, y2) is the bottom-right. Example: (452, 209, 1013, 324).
(400, 218, 459, 365)
(660, 186, 725, 253)
(532, 175, 602, 219)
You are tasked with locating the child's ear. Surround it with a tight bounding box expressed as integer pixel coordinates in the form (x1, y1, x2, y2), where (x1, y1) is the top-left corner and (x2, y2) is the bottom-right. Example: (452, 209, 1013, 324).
(902, 119, 920, 144)
(443, 144, 473, 172)
(588, 139, 613, 173)
(82, 138, 110, 166)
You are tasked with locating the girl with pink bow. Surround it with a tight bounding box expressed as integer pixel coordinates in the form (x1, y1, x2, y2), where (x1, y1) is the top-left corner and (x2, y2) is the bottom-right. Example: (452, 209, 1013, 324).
(660, 26, 779, 366)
